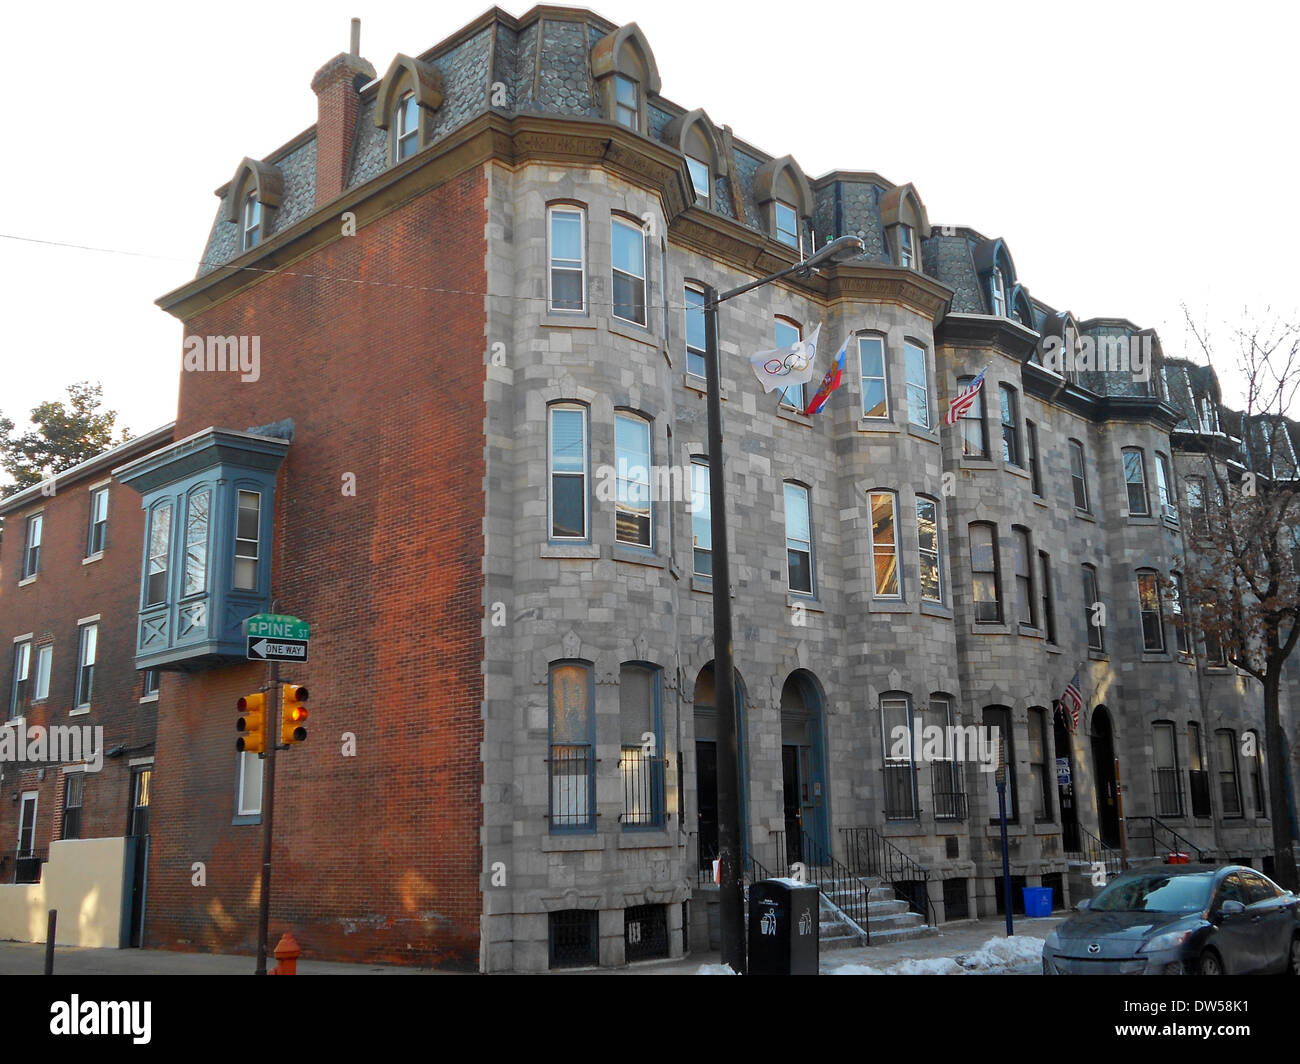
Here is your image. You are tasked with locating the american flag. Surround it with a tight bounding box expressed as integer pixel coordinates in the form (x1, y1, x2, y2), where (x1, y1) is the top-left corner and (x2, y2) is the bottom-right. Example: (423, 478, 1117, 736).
(945, 366, 988, 425)
(1059, 669, 1084, 733)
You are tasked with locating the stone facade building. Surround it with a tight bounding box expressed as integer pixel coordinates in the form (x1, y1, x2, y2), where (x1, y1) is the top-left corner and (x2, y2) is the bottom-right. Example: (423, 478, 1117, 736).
(2, 5, 1295, 971)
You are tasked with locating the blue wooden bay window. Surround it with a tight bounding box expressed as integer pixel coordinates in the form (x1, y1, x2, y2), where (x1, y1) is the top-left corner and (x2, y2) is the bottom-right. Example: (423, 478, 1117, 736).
(115, 427, 290, 669)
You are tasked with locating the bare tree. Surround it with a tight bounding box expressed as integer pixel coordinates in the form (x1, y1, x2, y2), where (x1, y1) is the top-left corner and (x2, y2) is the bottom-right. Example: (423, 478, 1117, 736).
(1176, 309, 1299, 890)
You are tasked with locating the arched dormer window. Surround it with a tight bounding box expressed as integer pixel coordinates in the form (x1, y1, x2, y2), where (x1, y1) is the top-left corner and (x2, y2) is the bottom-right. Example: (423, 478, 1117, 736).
(1010, 285, 1035, 331)
(373, 54, 445, 165)
(663, 109, 726, 207)
(591, 24, 661, 136)
(754, 155, 813, 254)
(223, 157, 284, 251)
(973, 238, 1017, 318)
(879, 183, 932, 270)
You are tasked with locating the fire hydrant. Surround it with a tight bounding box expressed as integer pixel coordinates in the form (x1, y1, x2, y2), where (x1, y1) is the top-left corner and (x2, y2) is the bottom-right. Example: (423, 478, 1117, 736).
(271, 932, 301, 976)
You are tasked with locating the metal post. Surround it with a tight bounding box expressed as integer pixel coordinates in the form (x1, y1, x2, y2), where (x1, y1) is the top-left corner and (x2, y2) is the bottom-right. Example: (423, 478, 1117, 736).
(1115, 757, 1128, 872)
(997, 782, 1013, 936)
(703, 285, 746, 974)
(255, 661, 281, 975)
(44, 909, 56, 975)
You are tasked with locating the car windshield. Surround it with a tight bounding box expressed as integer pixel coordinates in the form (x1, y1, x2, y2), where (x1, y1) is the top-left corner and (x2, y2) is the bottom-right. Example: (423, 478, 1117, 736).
(1089, 874, 1213, 914)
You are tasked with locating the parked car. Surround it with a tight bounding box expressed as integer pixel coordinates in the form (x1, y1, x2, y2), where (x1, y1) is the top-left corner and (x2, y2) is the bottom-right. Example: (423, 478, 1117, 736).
(1042, 864, 1300, 974)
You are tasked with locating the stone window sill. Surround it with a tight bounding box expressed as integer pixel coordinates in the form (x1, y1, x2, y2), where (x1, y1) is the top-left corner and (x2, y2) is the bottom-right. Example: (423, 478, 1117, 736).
(1073, 510, 1097, 524)
(541, 543, 600, 560)
(18, 576, 37, 588)
(1003, 464, 1031, 481)
(1018, 624, 1041, 639)
(776, 406, 813, 427)
(787, 592, 824, 612)
(1088, 648, 1109, 661)
(856, 418, 899, 434)
(612, 546, 664, 569)
(1125, 514, 1158, 525)
(1141, 651, 1172, 663)
(540, 310, 596, 329)
(69, 707, 90, 717)
(908, 424, 939, 445)
(542, 834, 604, 852)
(971, 622, 1011, 635)
(683, 372, 726, 400)
(1044, 642, 1062, 655)
(920, 601, 953, 620)
(139, 694, 159, 705)
(82, 553, 104, 566)
(232, 814, 262, 827)
(1032, 496, 1049, 508)
(869, 599, 911, 614)
(617, 831, 672, 849)
(609, 317, 658, 347)
(959, 458, 996, 472)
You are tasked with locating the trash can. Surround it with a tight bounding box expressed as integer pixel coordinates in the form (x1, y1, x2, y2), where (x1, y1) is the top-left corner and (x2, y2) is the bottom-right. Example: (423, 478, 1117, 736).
(748, 879, 819, 975)
(1022, 886, 1053, 917)
(1167, 852, 1190, 864)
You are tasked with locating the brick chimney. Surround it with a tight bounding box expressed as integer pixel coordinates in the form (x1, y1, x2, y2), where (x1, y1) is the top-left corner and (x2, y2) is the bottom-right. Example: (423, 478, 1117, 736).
(311, 18, 376, 206)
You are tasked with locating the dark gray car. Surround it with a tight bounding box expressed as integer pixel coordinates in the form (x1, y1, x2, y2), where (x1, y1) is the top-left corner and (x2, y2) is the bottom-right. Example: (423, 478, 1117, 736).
(1042, 864, 1300, 975)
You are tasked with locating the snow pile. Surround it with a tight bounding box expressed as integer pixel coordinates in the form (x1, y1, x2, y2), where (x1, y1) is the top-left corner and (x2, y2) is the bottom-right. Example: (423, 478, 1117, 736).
(695, 963, 741, 975)
(827, 935, 1045, 976)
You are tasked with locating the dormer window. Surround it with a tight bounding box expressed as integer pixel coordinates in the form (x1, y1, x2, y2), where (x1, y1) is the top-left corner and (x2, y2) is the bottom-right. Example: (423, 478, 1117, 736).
(241, 195, 262, 251)
(775, 201, 799, 250)
(614, 75, 639, 130)
(686, 156, 710, 201)
(395, 91, 419, 160)
(990, 269, 1007, 316)
(898, 225, 915, 268)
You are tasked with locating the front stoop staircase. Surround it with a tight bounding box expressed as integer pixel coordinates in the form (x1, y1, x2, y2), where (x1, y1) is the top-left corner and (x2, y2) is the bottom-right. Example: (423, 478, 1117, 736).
(818, 876, 933, 950)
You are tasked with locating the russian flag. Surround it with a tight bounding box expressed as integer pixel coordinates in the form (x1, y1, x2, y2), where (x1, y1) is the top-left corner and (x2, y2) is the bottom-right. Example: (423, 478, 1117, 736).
(801, 336, 848, 416)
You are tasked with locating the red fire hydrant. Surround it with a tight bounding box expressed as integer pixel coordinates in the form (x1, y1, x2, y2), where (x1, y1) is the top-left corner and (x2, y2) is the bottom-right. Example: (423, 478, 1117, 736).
(271, 932, 301, 975)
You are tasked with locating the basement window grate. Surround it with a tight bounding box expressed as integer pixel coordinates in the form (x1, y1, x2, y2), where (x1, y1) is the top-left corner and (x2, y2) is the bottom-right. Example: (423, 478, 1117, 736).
(624, 903, 669, 963)
(549, 909, 598, 969)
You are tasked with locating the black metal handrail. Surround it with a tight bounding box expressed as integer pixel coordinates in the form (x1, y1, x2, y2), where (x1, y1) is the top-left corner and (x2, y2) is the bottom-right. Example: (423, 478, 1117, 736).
(1, 848, 47, 885)
(838, 826, 935, 927)
(1064, 824, 1122, 878)
(689, 834, 775, 891)
(771, 829, 872, 943)
(1128, 815, 1206, 863)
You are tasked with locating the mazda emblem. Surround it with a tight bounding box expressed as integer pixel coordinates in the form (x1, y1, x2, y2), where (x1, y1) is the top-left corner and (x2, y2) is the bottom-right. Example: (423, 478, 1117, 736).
(1088, 943, 1101, 954)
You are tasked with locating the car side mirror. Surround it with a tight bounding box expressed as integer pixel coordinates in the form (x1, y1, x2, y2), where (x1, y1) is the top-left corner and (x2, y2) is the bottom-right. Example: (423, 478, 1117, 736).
(1075, 898, 1091, 911)
(1216, 899, 1246, 918)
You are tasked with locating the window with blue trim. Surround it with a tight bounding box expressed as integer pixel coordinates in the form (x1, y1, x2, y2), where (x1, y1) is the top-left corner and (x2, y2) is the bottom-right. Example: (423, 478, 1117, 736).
(549, 661, 595, 832)
(615, 412, 652, 547)
(549, 405, 588, 541)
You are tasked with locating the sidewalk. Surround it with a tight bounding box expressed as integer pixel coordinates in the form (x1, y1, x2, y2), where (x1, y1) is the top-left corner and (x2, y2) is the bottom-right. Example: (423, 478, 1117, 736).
(0, 941, 444, 976)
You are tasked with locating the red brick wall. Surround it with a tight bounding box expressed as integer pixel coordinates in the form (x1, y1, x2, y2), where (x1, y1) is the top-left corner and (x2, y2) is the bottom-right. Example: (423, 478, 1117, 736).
(0, 473, 160, 868)
(145, 168, 488, 968)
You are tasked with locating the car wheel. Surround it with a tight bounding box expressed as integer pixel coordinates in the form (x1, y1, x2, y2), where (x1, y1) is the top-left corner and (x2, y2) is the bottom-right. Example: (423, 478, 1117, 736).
(1197, 950, 1224, 975)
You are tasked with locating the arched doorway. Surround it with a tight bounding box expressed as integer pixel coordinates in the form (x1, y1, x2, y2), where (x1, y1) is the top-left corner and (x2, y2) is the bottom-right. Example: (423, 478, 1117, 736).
(693, 663, 749, 869)
(1091, 706, 1120, 847)
(779, 671, 830, 864)
(1052, 703, 1080, 852)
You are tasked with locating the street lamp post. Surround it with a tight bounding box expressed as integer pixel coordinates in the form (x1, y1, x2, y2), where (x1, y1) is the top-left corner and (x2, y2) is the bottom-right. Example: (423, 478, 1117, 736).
(701, 235, 864, 974)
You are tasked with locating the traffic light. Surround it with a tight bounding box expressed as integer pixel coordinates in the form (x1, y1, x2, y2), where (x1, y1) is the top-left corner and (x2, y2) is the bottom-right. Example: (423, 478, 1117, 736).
(237, 692, 267, 754)
(281, 684, 309, 744)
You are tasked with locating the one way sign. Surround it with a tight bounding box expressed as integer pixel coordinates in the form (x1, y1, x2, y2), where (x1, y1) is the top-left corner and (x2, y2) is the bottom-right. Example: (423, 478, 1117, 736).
(246, 637, 309, 663)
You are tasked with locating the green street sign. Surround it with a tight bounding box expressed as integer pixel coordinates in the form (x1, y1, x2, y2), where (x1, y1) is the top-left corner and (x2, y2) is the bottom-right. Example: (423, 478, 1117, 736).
(245, 613, 310, 642)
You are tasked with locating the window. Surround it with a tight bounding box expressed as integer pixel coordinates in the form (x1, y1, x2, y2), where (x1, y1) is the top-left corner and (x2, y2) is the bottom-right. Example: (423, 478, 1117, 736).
(1196, 396, 1217, 434)
(686, 156, 709, 201)
(1153, 722, 1183, 817)
(774, 200, 799, 250)
(691, 460, 712, 577)
(898, 224, 915, 268)
(684, 285, 706, 377)
(1012, 527, 1036, 627)
(237, 750, 263, 816)
(983, 706, 1017, 822)
(74, 624, 97, 708)
(549, 406, 588, 541)
(999, 385, 1020, 466)
(549, 662, 595, 832)
(930, 696, 964, 821)
(1187, 723, 1211, 817)
(142, 668, 159, 698)
(615, 414, 652, 548)
(88, 488, 109, 556)
(1038, 551, 1056, 643)
(970, 523, 1002, 623)
(990, 269, 1007, 316)
(1249, 735, 1266, 818)
(23, 514, 42, 579)
(1216, 729, 1242, 817)
(611, 217, 647, 326)
(904, 342, 930, 429)
(957, 376, 986, 457)
(614, 74, 638, 130)
(10, 640, 30, 718)
(868, 491, 900, 598)
(1137, 570, 1164, 652)
(33, 645, 51, 703)
(145, 504, 171, 605)
(1029, 709, 1052, 821)
(1170, 571, 1189, 654)
(881, 696, 916, 819)
(774, 318, 803, 410)
(62, 773, 84, 840)
(1123, 447, 1150, 516)
(1185, 476, 1208, 536)
(785, 483, 813, 594)
(395, 91, 418, 160)
(1202, 593, 1228, 666)
(1083, 564, 1105, 651)
(241, 194, 261, 251)
(1155, 453, 1176, 520)
(548, 207, 585, 312)
(184, 490, 211, 596)
(619, 665, 663, 828)
(916, 497, 943, 603)
(856, 336, 889, 419)
(233, 491, 260, 591)
(1025, 421, 1042, 496)
(17, 793, 37, 859)
(1068, 440, 1090, 511)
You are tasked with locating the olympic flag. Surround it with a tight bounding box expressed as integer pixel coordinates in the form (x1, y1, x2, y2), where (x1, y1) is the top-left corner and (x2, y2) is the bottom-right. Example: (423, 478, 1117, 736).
(749, 323, 822, 394)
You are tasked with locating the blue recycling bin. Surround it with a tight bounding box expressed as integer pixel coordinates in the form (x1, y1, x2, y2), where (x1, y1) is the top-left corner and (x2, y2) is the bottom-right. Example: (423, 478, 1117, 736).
(1022, 886, 1053, 917)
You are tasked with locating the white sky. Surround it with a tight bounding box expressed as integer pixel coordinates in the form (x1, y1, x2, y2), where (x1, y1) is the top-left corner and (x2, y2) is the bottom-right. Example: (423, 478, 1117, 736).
(2, 0, 1296, 442)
